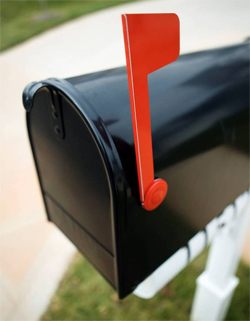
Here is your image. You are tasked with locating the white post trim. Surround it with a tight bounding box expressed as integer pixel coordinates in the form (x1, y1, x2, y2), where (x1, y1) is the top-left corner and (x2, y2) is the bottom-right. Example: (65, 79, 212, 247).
(191, 192, 250, 321)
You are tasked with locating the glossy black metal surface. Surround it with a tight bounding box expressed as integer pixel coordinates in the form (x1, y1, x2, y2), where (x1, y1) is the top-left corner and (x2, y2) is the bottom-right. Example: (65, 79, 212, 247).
(24, 42, 249, 299)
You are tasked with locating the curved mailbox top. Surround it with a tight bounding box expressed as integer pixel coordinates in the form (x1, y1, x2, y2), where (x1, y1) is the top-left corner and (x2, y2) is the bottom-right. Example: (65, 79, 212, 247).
(67, 41, 249, 187)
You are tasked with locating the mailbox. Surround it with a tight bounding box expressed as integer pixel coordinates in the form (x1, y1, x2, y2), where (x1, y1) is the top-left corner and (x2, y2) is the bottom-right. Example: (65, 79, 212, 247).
(23, 19, 249, 298)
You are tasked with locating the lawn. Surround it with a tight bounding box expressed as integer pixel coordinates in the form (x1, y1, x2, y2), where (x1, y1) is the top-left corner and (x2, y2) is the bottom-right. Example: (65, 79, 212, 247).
(42, 249, 249, 320)
(0, 0, 137, 52)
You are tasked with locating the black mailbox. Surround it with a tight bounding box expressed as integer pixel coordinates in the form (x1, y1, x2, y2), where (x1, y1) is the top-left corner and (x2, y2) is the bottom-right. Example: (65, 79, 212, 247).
(23, 42, 249, 299)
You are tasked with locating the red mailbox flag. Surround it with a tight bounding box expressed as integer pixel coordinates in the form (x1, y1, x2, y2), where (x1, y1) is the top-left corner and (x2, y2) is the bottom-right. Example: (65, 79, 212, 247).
(122, 13, 180, 211)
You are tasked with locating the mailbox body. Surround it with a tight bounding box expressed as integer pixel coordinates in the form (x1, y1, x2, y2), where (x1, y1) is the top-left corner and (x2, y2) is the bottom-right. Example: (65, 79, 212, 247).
(23, 43, 249, 299)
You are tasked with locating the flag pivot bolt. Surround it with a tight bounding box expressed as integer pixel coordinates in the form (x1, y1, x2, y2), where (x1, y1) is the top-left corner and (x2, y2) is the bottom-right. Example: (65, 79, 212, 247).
(143, 179, 168, 211)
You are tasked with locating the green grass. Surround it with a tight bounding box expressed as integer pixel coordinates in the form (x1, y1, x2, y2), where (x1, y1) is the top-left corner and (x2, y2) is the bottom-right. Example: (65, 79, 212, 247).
(0, 0, 137, 52)
(42, 249, 250, 320)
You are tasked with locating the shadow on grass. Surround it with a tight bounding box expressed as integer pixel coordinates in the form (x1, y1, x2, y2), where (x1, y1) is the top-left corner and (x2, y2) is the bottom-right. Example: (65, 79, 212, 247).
(42, 248, 249, 320)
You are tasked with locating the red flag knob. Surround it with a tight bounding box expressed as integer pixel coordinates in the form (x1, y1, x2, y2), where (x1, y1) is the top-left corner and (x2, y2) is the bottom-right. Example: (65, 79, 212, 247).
(143, 179, 168, 211)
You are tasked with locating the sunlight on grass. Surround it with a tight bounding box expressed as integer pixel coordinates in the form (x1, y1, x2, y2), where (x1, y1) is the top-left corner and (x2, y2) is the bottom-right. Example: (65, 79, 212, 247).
(0, 0, 137, 52)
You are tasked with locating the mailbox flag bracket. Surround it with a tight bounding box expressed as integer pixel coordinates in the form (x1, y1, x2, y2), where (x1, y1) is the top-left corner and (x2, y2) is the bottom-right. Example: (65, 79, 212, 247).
(122, 13, 180, 211)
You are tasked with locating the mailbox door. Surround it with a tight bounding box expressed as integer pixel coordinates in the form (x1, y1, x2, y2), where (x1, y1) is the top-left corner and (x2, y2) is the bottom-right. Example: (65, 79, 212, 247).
(26, 86, 120, 288)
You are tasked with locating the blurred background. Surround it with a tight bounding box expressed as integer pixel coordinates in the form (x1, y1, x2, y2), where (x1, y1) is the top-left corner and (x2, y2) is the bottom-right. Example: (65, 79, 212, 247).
(0, 0, 249, 320)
